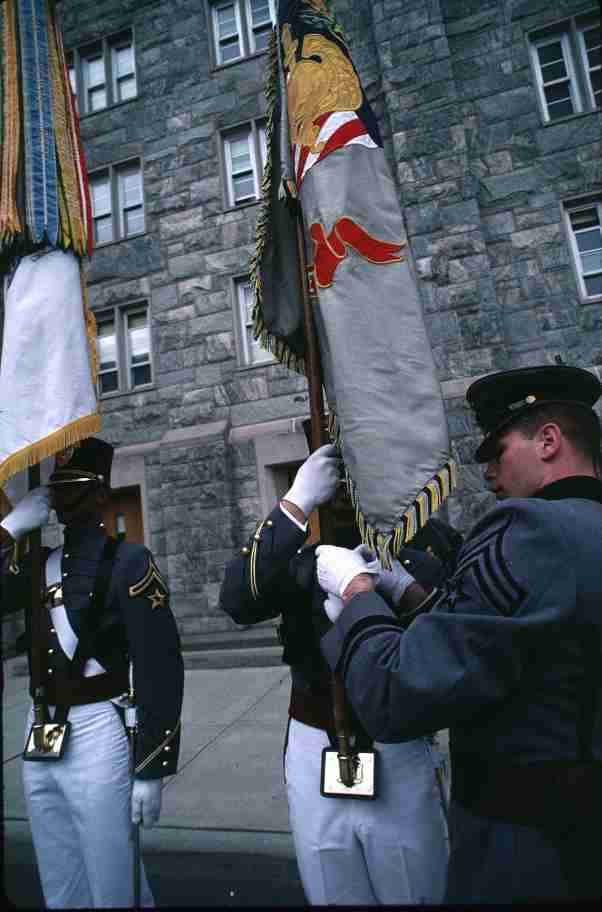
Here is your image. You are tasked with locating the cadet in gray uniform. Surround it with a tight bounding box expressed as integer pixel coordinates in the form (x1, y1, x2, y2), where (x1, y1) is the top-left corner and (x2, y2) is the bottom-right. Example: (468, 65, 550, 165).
(220, 445, 456, 906)
(315, 364, 602, 903)
(0, 438, 184, 909)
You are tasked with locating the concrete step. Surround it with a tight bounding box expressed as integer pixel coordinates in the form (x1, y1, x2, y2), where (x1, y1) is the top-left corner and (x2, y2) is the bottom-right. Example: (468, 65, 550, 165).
(183, 645, 283, 670)
(181, 628, 279, 652)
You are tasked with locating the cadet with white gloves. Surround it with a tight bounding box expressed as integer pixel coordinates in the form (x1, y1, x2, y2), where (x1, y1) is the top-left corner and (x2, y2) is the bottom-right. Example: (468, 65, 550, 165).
(220, 442, 453, 906)
(1, 438, 184, 909)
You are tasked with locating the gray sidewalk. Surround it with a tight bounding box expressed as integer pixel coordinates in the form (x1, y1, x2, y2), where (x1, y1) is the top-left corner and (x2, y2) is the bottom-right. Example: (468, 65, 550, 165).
(2, 656, 307, 907)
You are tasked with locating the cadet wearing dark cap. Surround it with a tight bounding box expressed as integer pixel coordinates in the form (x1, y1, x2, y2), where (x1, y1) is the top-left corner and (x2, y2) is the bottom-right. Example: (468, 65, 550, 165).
(313, 364, 602, 902)
(0, 437, 184, 909)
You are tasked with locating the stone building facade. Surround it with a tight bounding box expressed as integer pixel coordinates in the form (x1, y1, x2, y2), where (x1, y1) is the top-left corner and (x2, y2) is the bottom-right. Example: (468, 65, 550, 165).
(5, 0, 601, 645)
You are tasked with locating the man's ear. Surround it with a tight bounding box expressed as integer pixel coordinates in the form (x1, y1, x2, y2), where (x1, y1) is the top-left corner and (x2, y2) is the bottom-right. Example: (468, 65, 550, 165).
(538, 422, 562, 460)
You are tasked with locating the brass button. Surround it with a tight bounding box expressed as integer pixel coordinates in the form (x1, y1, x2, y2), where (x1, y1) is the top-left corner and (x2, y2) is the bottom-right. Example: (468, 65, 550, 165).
(403, 560, 411, 566)
(266, 520, 273, 527)
(48, 648, 54, 655)
(50, 627, 56, 634)
(62, 572, 68, 578)
(165, 730, 171, 735)
(64, 553, 69, 558)
(89, 592, 94, 598)
(164, 745, 171, 752)
(47, 668, 53, 675)
(241, 547, 250, 555)
(254, 534, 261, 541)
(162, 760, 169, 767)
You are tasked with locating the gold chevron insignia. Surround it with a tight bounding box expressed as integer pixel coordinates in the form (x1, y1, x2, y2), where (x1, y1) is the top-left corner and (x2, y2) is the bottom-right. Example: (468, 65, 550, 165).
(129, 558, 169, 609)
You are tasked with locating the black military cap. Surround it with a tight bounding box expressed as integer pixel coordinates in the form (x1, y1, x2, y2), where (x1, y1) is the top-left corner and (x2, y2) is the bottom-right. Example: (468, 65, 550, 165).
(467, 365, 601, 463)
(49, 437, 113, 486)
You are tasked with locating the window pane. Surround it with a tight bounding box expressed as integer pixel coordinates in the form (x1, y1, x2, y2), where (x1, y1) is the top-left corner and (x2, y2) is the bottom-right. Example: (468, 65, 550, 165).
(576, 228, 602, 253)
(94, 215, 113, 244)
(233, 173, 255, 201)
(114, 44, 134, 77)
(119, 167, 142, 207)
(570, 208, 600, 231)
(217, 4, 238, 38)
(544, 81, 571, 104)
(131, 363, 152, 387)
(588, 46, 602, 68)
(97, 321, 117, 371)
(250, 0, 271, 25)
(537, 41, 563, 66)
(546, 98, 574, 119)
(584, 274, 602, 296)
(581, 251, 602, 274)
(99, 371, 119, 394)
(247, 328, 271, 364)
(242, 282, 254, 323)
(127, 312, 150, 361)
(220, 38, 241, 62)
(85, 55, 105, 87)
(117, 73, 137, 101)
(253, 27, 271, 52)
(540, 60, 568, 82)
(91, 174, 111, 212)
(89, 86, 107, 111)
(229, 136, 252, 173)
(124, 206, 144, 236)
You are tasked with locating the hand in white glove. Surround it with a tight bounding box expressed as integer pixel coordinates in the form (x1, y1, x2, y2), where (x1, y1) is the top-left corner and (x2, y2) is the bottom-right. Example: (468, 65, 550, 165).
(131, 778, 162, 827)
(283, 444, 340, 517)
(376, 557, 415, 606)
(0, 487, 50, 541)
(316, 544, 379, 600)
(323, 593, 345, 623)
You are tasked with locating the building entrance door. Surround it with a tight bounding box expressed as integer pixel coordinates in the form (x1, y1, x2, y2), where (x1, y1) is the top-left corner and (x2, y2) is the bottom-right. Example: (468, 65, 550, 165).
(101, 485, 144, 544)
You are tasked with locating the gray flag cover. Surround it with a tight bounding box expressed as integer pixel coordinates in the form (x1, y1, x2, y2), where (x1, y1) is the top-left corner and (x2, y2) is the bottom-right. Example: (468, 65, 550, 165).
(251, 0, 456, 563)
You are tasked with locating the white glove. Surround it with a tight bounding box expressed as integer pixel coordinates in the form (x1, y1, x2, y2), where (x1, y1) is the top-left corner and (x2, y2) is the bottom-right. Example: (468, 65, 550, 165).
(283, 444, 340, 516)
(131, 778, 162, 827)
(316, 544, 379, 599)
(376, 557, 415, 605)
(0, 487, 50, 540)
(323, 593, 345, 623)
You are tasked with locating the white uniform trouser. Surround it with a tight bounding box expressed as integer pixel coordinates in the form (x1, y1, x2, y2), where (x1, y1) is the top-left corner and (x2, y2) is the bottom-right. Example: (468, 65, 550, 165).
(285, 719, 449, 905)
(22, 700, 154, 909)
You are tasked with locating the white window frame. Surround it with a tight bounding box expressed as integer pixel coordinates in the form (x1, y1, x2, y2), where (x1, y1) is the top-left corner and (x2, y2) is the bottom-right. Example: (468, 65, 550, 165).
(67, 29, 137, 116)
(577, 22, 601, 109)
(209, 0, 275, 67)
(222, 121, 267, 208)
(95, 303, 154, 397)
(233, 276, 274, 367)
(528, 11, 601, 124)
(89, 159, 145, 247)
(564, 198, 602, 302)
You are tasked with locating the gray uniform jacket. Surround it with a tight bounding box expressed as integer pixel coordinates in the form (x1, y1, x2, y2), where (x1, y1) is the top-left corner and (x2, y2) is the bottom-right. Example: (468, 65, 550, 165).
(321, 475, 602, 902)
(1, 522, 184, 779)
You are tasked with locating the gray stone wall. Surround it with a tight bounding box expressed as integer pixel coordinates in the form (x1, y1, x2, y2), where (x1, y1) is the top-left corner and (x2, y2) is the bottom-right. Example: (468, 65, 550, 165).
(37, 0, 602, 639)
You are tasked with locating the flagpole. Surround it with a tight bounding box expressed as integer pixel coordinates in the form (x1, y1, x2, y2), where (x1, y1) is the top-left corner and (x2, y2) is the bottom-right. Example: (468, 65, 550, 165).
(294, 212, 357, 788)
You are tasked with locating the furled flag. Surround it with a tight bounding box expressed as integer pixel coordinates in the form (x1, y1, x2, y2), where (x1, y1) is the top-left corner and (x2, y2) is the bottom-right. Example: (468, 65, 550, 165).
(0, 0, 99, 488)
(251, 0, 457, 563)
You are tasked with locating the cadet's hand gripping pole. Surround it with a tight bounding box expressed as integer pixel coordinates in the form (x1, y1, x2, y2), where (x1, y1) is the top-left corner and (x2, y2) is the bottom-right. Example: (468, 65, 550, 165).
(126, 663, 141, 908)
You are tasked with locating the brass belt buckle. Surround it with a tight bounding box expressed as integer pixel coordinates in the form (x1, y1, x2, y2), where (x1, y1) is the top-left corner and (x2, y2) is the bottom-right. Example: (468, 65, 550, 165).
(320, 747, 378, 799)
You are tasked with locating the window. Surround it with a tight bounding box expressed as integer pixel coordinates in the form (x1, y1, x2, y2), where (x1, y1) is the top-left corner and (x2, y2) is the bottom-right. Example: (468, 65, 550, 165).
(96, 305, 153, 396)
(529, 11, 601, 122)
(89, 160, 144, 246)
(67, 30, 137, 115)
(222, 121, 267, 207)
(234, 278, 273, 366)
(210, 0, 276, 66)
(565, 200, 602, 300)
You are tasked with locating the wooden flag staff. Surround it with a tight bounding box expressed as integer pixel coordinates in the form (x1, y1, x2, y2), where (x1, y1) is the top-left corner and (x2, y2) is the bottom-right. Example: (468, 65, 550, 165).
(294, 211, 358, 789)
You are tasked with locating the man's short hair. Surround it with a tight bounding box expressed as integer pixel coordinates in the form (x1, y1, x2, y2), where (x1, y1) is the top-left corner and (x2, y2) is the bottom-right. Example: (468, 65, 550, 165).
(510, 402, 601, 463)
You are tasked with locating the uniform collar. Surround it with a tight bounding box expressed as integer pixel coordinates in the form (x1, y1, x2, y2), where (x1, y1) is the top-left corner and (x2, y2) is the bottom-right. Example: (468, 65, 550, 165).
(532, 475, 602, 505)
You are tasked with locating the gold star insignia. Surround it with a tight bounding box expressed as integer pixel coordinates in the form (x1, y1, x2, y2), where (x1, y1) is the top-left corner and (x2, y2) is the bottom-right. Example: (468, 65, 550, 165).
(149, 588, 166, 610)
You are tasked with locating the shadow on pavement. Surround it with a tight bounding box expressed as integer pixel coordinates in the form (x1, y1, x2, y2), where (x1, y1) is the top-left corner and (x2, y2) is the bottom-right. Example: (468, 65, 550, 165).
(3, 838, 307, 908)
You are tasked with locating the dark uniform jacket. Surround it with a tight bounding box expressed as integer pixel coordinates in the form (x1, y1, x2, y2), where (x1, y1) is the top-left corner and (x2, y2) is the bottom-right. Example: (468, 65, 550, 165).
(220, 504, 451, 732)
(321, 476, 602, 902)
(1, 522, 184, 779)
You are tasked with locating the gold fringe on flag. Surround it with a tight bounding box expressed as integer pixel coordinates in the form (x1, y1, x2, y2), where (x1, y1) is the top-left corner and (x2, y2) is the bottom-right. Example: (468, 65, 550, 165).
(249, 30, 306, 376)
(328, 412, 458, 568)
(0, 0, 23, 247)
(0, 413, 102, 489)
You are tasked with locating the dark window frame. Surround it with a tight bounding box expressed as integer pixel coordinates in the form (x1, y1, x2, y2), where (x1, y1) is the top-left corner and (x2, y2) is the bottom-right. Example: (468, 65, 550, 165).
(67, 27, 138, 117)
(206, 0, 276, 70)
(94, 301, 155, 398)
(89, 157, 146, 247)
